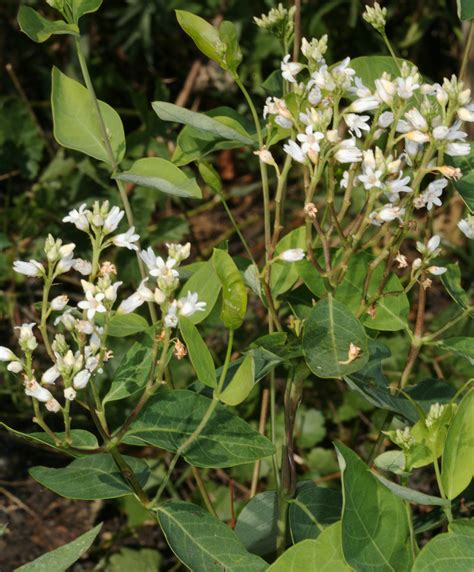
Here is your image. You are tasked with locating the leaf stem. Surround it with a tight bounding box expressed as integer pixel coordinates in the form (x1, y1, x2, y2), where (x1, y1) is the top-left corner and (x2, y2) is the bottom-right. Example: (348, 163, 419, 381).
(460, 20, 474, 81)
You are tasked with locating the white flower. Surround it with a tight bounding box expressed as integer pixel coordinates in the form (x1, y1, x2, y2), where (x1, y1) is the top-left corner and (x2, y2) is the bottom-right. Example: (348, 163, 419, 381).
(7, 361, 23, 373)
(446, 142, 470, 156)
(13, 260, 44, 277)
(178, 291, 207, 317)
(378, 204, 405, 223)
(112, 227, 140, 251)
(64, 387, 77, 401)
(50, 295, 69, 311)
(349, 96, 380, 113)
(340, 171, 350, 189)
(104, 281, 122, 302)
(428, 266, 447, 276)
(0, 347, 16, 362)
(283, 140, 307, 163)
(154, 288, 166, 305)
(359, 167, 384, 190)
(167, 242, 191, 263)
(378, 111, 394, 128)
(73, 259, 93, 276)
(73, 369, 91, 390)
(42, 365, 60, 385)
(118, 279, 154, 314)
(385, 174, 412, 202)
(458, 215, 474, 239)
(54, 309, 76, 331)
(63, 204, 89, 231)
(76, 320, 94, 335)
(78, 289, 107, 320)
(140, 247, 179, 278)
(46, 399, 61, 413)
(164, 301, 178, 328)
(350, 76, 371, 98)
(254, 148, 276, 166)
(24, 379, 53, 402)
(458, 103, 474, 122)
(344, 113, 370, 138)
(56, 252, 76, 274)
(433, 125, 449, 140)
(281, 54, 303, 83)
(405, 109, 428, 132)
(103, 206, 125, 233)
(280, 248, 305, 262)
(301, 35, 328, 62)
(427, 235, 441, 254)
(16, 323, 37, 351)
(420, 178, 448, 210)
(335, 139, 362, 163)
(375, 77, 396, 105)
(396, 75, 420, 99)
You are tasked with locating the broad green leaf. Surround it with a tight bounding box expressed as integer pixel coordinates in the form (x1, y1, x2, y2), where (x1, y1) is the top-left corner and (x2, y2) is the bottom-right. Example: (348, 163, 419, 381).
(413, 520, 474, 571)
(374, 450, 408, 476)
(71, 0, 103, 22)
(336, 252, 409, 331)
(157, 500, 267, 571)
(179, 316, 216, 388)
(441, 263, 471, 310)
(198, 160, 222, 194)
(0, 423, 98, 456)
(295, 408, 326, 449)
(179, 261, 221, 324)
(350, 56, 407, 88)
(106, 548, 161, 572)
(441, 389, 474, 499)
(271, 227, 306, 297)
(374, 473, 450, 507)
(458, 0, 474, 20)
(30, 453, 150, 500)
(123, 390, 274, 468)
(234, 492, 278, 557)
(219, 20, 242, 76)
(212, 249, 247, 330)
(303, 295, 369, 378)
(436, 337, 474, 365)
(51, 67, 125, 166)
(268, 522, 350, 572)
(288, 483, 342, 543)
(116, 157, 202, 199)
(450, 142, 474, 208)
(336, 443, 413, 572)
(152, 101, 255, 145)
(16, 523, 102, 572)
(108, 313, 149, 337)
(219, 354, 255, 405)
(18, 6, 79, 43)
(103, 338, 153, 404)
(175, 10, 225, 66)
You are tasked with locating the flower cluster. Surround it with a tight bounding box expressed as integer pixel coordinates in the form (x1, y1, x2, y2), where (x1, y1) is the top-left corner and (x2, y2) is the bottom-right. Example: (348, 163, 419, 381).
(3, 202, 205, 415)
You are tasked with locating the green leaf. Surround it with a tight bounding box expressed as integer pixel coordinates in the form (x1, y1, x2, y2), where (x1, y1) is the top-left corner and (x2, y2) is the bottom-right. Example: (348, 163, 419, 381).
(335, 443, 413, 572)
(116, 157, 202, 199)
(374, 450, 408, 476)
(123, 390, 274, 468)
(458, 1, 474, 22)
(441, 263, 471, 310)
(271, 227, 306, 297)
(441, 389, 474, 499)
(374, 473, 450, 507)
(15, 523, 102, 572)
(152, 101, 255, 145)
(436, 337, 474, 365)
(413, 520, 474, 571)
(30, 453, 150, 500)
(336, 252, 409, 331)
(18, 6, 79, 43)
(295, 408, 326, 449)
(106, 548, 161, 572)
(234, 492, 278, 557)
(212, 249, 247, 330)
(219, 354, 255, 406)
(288, 483, 342, 543)
(268, 522, 351, 572)
(198, 160, 222, 194)
(219, 20, 242, 75)
(179, 261, 222, 324)
(450, 142, 474, 209)
(71, 0, 103, 22)
(51, 67, 125, 166)
(108, 313, 149, 337)
(175, 10, 225, 66)
(179, 316, 216, 388)
(157, 500, 267, 571)
(350, 56, 407, 88)
(103, 338, 153, 404)
(303, 295, 369, 379)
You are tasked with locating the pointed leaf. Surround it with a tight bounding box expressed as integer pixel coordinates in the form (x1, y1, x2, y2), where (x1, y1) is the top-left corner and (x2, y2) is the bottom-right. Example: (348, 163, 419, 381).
(123, 390, 274, 468)
(30, 453, 150, 500)
(157, 500, 267, 571)
(179, 316, 216, 388)
(212, 249, 247, 330)
(71, 0, 103, 22)
(234, 492, 278, 557)
(116, 157, 202, 199)
(441, 389, 474, 499)
(374, 473, 450, 507)
(175, 10, 225, 66)
(436, 337, 474, 365)
(107, 313, 149, 337)
(440, 263, 471, 310)
(219, 354, 255, 405)
(16, 523, 102, 572)
(303, 295, 369, 379)
(51, 67, 125, 166)
(18, 6, 79, 43)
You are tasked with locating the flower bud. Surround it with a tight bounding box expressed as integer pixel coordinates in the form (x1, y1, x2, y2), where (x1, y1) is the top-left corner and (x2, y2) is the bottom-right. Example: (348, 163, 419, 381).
(42, 365, 60, 385)
(64, 387, 77, 401)
(50, 295, 69, 311)
(0, 346, 16, 362)
(7, 361, 23, 373)
(73, 369, 91, 390)
(280, 248, 306, 262)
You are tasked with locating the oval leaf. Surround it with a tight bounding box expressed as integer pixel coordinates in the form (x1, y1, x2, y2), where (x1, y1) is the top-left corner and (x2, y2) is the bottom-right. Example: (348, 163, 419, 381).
(157, 500, 267, 571)
(175, 10, 224, 66)
(234, 492, 278, 557)
(116, 157, 202, 199)
(18, 6, 79, 43)
(179, 316, 216, 388)
(30, 453, 150, 500)
(72, 0, 103, 22)
(51, 67, 125, 166)
(303, 295, 369, 379)
(108, 313, 149, 337)
(219, 354, 255, 405)
(179, 261, 222, 324)
(212, 249, 247, 330)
